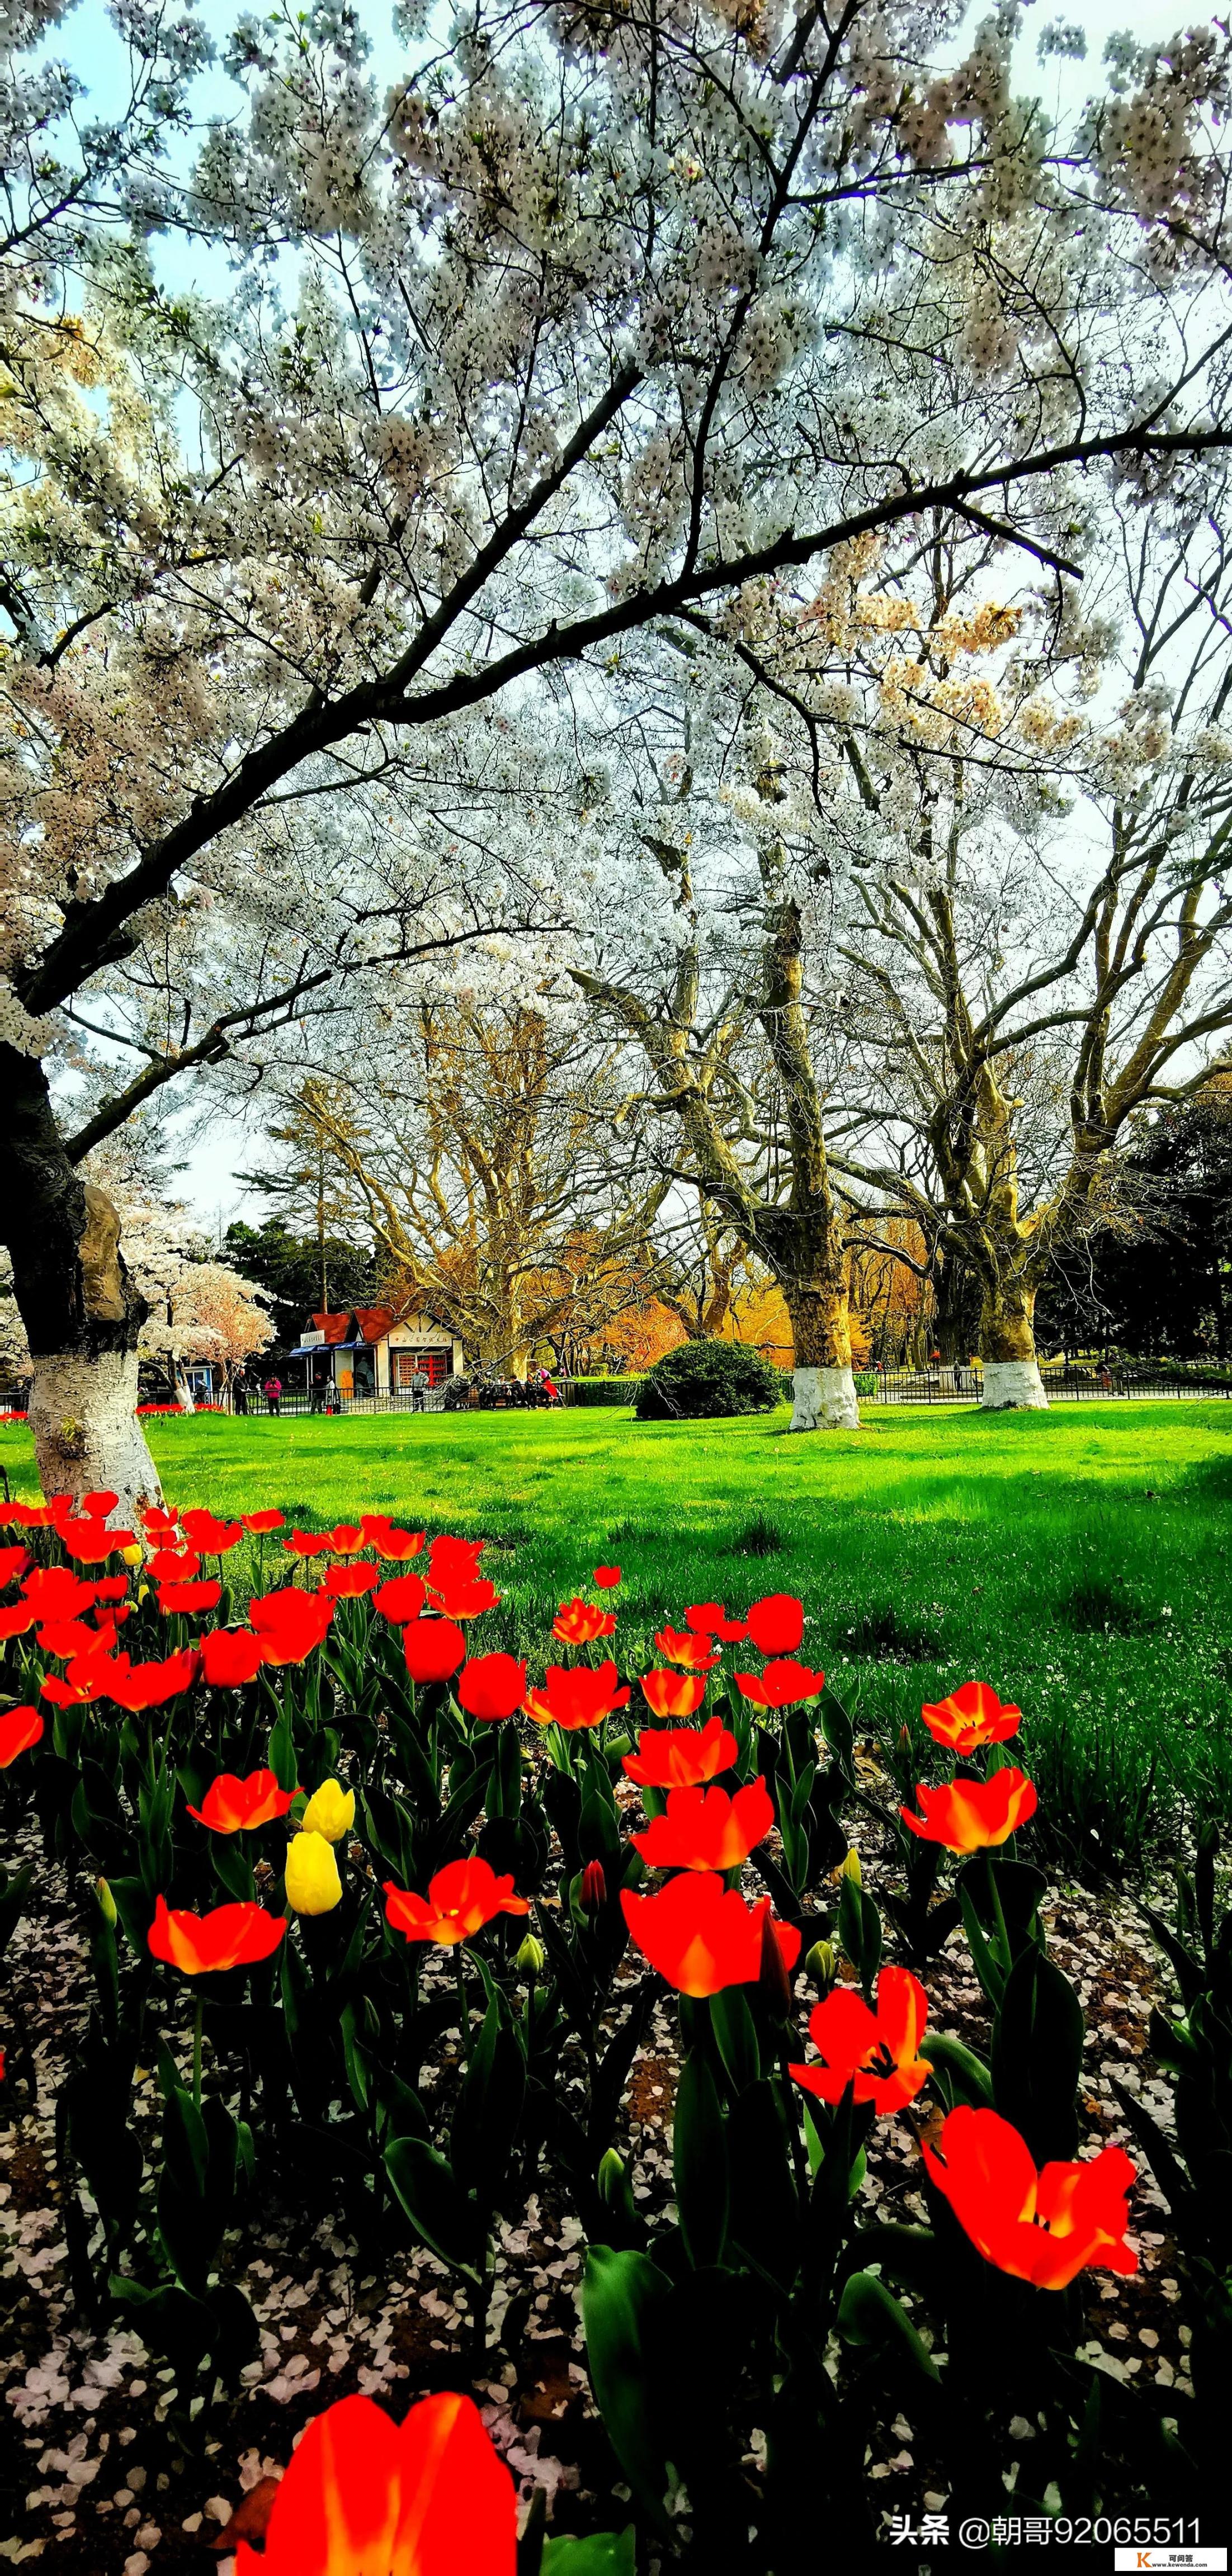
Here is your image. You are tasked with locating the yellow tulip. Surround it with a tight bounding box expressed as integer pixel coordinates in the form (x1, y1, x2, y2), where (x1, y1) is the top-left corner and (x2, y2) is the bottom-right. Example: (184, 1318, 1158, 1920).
(285, 1831, 342, 1916)
(121, 1543, 143, 1567)
(835, 1848, 862, 1887)
(299, 1779, 355, 1843)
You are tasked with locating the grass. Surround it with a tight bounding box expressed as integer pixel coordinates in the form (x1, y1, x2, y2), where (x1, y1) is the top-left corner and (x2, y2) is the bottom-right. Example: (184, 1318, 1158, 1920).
(4, 1398, 1232, 1867)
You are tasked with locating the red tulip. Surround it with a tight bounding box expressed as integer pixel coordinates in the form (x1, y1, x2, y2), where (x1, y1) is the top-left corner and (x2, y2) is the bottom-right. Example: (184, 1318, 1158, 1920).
(147, 1547, 204, 1584)
(383, 1858, 530, 1948)
(92, 1574, 130, 1604)
(790, 1966, 933, 2115)
(324, 1523, 366, 1554)
(37, 1613, 121, 1660)
(684, 1599, 748, 1642)
(428, 1533, 484, 1582)
(593, 1565, 622, 1588)
(0, 1602, 38, 1642)
(745, 1592, 805, 1655)
(250, 1588, 334, 1664)
(523, 1660, 631, 1731)
(20, 1565, 95, 1618)
(373, 1573, 427, 1623)
(97, 1648, 200, 1712)
(553, 1596, 617, 1645)
(320, 1560, 380, 1599)
(922, 2106, 1137, 2289)
(141, 1505, 181, 1542)
(233, 2389, 516, 2576)
(284, 1529, 332, 1558)
(60, 1516, 136, 1562)
(622, 1717, 738, 1788)
(654, 1625, 719, 1671)
(82, 1488, 119, 1515)
(622, 1871, 801, 1998)
(735, 1658, 826, 1710)
(158, 1579, 223, 1616)
(0, 1707, 43, 1767)
(148, 1893, 287, 1976)
(632, 1777, 775, 1872)
(403, 1616, 467, 1684)
(901, 1769, 1037, 1852)
(921, 1681, 1022, 1754)
(580, 1859, 607, 1911)
(180, 1508, 244, 1554)
(242, 1509, 285, 1533)
(364, 1518, 426, 1560)
(186, 1768, 300, 1832)
(429, 1573, 501, 1620)
(3, 1498, 71, 1528)
(199, 1629, 267, 1689)
(40, 1648, 116, 1706)
(0, 1546, 29, 1588)
(457, 1653, 528, 1721)
(640, 1669, 707, 1720)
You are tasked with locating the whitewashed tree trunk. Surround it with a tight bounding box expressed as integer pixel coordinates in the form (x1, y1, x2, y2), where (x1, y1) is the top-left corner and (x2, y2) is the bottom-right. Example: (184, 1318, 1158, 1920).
(978, 1280, 1049, 1411)
(28, 1348, 163, 1520)
(980, 1357, 1049, 1410)
(790, 1363, 860, 1429)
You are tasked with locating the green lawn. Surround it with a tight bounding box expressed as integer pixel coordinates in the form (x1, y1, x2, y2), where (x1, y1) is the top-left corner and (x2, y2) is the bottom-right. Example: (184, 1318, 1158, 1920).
(4, 1399, 1231, 1863)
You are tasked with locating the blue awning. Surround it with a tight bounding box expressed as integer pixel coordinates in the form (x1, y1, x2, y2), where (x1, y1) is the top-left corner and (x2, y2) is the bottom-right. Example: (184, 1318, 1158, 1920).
(289, 1341, 361, 1357)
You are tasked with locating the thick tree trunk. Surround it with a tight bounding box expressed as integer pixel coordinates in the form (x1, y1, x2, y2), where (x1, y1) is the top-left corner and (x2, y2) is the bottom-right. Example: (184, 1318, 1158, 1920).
(0, 1043, 162, 1516)
(978, 1278, 1048, 1410)
(783, 1277, 860, 1431)
(934, 1239, 983, 1367)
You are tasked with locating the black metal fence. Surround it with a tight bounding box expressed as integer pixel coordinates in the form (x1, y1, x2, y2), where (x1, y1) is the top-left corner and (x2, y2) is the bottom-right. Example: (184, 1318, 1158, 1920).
(861, 1363, 1232, 1404)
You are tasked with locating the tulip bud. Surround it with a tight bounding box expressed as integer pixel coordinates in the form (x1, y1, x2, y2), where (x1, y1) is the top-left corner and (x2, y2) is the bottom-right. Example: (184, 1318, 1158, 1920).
(95, 1876, 117, 1927)
(805, 1938, 837, 1992)
(834, 1848, 862, 1887)
(516, 1933, 546, 1978)
(580, 1859, 607, 1913)
(285, 1830, 342, 1915)
(758, 1903, 792, 2021)
(300, 1778, 356, 1844)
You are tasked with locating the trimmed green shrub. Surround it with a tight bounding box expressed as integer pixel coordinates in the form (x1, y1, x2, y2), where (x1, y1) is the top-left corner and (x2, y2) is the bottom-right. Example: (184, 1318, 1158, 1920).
(635, 1339, 786, 1420)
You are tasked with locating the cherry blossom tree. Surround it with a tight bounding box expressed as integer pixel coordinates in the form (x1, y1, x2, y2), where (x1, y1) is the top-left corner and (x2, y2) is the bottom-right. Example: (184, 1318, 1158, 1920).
(7, 0, 1232, 1490)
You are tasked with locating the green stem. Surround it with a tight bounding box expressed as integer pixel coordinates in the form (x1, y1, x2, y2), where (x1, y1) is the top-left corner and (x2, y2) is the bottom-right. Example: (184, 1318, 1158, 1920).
(192, 1998, 204, 2111)
(454, 1945, 470, 2062)
(984, 1851, 1011, 1976)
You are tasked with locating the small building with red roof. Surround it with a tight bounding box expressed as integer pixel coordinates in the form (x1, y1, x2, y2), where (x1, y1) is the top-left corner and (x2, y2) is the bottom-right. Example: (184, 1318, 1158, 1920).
(290, 1303, 464, 1401)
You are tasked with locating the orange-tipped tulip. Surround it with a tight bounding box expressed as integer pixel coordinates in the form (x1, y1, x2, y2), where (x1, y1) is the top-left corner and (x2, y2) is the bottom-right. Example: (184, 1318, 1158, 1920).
(553, 1595, 617, 1645)
(790, 1966, 933, 2115)
(523, 1660, 631, 1731)
(632, 1777, 775, 1872)
(622, 1717, 738, 1788)
(428, 1572, 501, 1620)
(186, 1769, 300, 1834)
(639, 1668, 706, 1720)
(383, 1858, 530, 1948)
(621, 1870, 801, 1997)
(922, 2106, 1137, 2289)
(653, 1625, 719, 1671)
(901, 1768, 1037, 1852)
(921, 1681, 1022, 1754)
(148, 1895, 286, 1975)
(233, 2389, 516, 2576)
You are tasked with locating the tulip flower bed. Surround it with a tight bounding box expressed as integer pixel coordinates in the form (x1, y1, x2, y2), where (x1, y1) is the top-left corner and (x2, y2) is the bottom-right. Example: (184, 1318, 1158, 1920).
(1, 1490, 1228, 2570)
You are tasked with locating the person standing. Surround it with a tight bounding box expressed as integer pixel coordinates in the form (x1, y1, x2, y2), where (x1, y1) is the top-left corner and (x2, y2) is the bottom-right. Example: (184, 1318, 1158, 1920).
(410, 1365, 428, 1412)
(263, 1374, 282, 1417)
